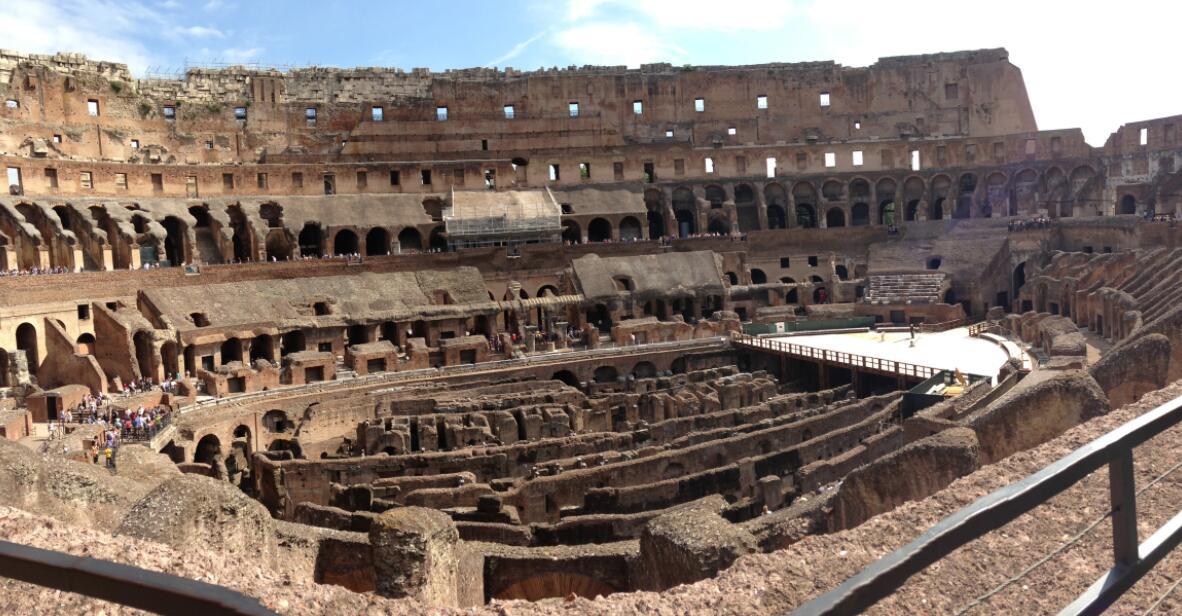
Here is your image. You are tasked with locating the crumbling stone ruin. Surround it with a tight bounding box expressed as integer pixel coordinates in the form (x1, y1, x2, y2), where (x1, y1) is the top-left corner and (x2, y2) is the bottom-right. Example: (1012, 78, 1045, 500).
(0, 46, 1181, 614)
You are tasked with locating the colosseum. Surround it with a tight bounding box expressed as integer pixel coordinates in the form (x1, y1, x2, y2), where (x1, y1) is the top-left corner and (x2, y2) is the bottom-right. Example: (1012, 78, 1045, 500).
(1, 45, 1182, 614)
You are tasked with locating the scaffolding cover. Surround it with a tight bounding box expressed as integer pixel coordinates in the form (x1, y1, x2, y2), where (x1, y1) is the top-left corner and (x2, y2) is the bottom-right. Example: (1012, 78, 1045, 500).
(444, 188, 562, 241)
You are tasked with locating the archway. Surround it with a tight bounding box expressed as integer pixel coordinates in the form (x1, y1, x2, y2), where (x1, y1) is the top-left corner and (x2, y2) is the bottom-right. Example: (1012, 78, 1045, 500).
(365, 227, 390, 256)
(750, 268, 767, 284)
(397, 227, 423, 252)
(347, 324, 369, 346)
(725, 272, 739, 285)
(333, 229, 359, 255)
(633, 361, 657, 379)
(1120, 195, 1137, 215)
(561, 219, 581, 244)
(826, 208, 846, 228)
(707, 217, 731, 235)
(220, 338, 243, 365)
(835, 265, 849, 280)
(672, 187, 697, 237)
(851, 203, 870, 226)
(735, 184, 759, 232)
(593, 365, 619, 383)
(265, 230, 294, 261)
(931, 199, 945, 220)
(263, 410, 292, 433)
(767, 204, 786, 229)
(163, 216, 186, 266)
(298, 223, 322, 257)
(644, 188, 666, 238)
(552, 370, 580, 388)
(281, 330, 306, 356)
(428, 226, 448, 251)
(76, 333, 96, 356)
(194, 434, 222, 465)
(249, 335, 274, 363)
(133, 331, 154, 379)
(160, 341, 178, 376)
(588, 218, 612, 242)
(796, 204, 817, 228)
(813, 286, 829, 303)
(705, 185, 726, 209)
(619, 216, 642, 241)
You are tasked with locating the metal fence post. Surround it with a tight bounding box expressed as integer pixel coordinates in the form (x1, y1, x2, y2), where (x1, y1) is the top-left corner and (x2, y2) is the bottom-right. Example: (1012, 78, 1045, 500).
(1110, 449, 1138, 566)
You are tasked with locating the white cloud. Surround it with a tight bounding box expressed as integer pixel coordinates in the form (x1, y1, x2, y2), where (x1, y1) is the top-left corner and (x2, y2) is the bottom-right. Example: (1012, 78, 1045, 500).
(0, 0, 165, 74)
(486, 31, 548, 68)
(174, 25, 225, 38)
(554, 22, 686, 67)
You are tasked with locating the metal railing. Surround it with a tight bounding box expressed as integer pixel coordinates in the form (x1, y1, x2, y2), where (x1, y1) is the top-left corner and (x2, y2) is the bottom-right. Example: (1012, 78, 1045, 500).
(790, 393, 1182, 615)
(0, 539, 274, 615)
(734, 334, 938, 380)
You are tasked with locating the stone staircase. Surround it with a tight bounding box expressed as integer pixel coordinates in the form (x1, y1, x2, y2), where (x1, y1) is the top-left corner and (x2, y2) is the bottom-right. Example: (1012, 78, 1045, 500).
(864, 272, 946, 305)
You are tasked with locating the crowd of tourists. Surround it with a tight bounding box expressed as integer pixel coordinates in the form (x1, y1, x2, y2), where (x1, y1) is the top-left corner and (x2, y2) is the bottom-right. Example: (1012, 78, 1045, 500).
(0, 265, 75, 276)
(1008, 216, 1054, 231)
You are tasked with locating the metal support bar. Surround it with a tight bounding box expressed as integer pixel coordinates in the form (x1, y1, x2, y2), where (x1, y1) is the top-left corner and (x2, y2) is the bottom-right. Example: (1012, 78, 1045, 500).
(1109, 449, 1138, 566)
(0, 540, 275, 615)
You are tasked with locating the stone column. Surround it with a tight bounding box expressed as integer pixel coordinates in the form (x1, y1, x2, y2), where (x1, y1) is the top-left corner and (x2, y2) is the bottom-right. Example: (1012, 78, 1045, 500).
(370, 507, 461, 606)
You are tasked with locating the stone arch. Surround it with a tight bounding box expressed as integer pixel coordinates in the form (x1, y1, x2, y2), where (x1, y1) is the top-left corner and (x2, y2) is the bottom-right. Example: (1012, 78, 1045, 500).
(954, 173, 976, 219)
(1119, 194, 1137, 215)
(298, 222, 323, 257)
(670, 356, 687, 374)
(793, 182, 818, 228)
(263, 410, 292, 433)
(750, 268, 768, 284)
(162, 216, 187, 266)
(561, 219, 581, 244)
(813, 286, 828, 303)
(851, 203, 870, 226)
(619, 216, 642, 241)
(632, 361, 657, 379)
(188, 205, 212, 228)
(220, 337, 243, 364)
(822, 180, 843, 202)
(986, 172, 1007, 217)
(587, 218, 612, 242)
(133, 330, 154, 379)
(76, 332, 96, 356)
(644, 188, 666, 238)
(194, 434, 222, 465)
(725, 271, 739, 285)
(552, 370, 580, 388)
(281, 330, 306, 356)
(704, 185, 726, 209)
(707, 216, 731, 235)
(826, 207, 846, 228)
(365, 227, 390, 256)
(332, 228, 359, 255)
(265, 229, 295, 261)
(765, 183, 788, 229)
(428, 226, 448, 251)
(397, 227, 423, 251)
(734, 183, 759, 232)
(672, 187, 697, 237)
(835, 264, 849, 280)
(249, 335, 274, 363)
(849, 178, 871, 201)
(876, 177, 897, 201)
(160, 340, 178, 376)
(593, 365, 619, 383)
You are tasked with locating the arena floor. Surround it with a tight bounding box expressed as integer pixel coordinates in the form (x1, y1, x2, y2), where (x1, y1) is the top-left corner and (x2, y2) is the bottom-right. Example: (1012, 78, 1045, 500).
(768, 327, 1014, 380)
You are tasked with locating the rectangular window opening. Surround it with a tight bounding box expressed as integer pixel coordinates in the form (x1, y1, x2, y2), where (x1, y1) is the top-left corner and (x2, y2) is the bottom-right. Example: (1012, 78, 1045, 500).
(819, 92, 831, 107)
(371, 106, 384, 122)
(852, 150, 863, 166)
(854, 120, 862, 130)
(632, 100, 643, 115)
(234, 106, 247, 120)
(674, 159, 685, 176)
(390, 170, 400, 186)
(130, 139, 140, 149)
(420, 169, 432, 185)
(780, 257, 791, 268)
(613, 162, 624, 181)
(305, 107, 317, 124)
(549, 164, 560, 181)
(766, 157, 777, 178)
(292, 172, 303, 188)
(436, 106, 448, 121)
(205, 140, 213, 150)
(150, 173, 162, 192)
(705, 157, 714, 173)
(1140, 127, 1149, 146)
(80, 171, 93, 189)
(481, 139, 488, 151)
(257, 173, 268, 189)
(53, 134, 62, 144)
(114, 173, 127, 189)
(45, 168, 58, 189)
(945, 83, 959, 100)
(568, 101, 579, 118)
(910, 149, 921, 171)
(824, 152, 836, 168)
(643, 162, 655, 183)
(87, 99, 99, 116)
(503, 104, 515, 119)
(579, 162, 591, 179)
(356, 170, 368, 189)
(665, 129, 674, 138)
(694, 97, 705, 112)
(163, 105, 175, 120)
(222, 173, 234, 190)
(727, 126, 737, 136)
(756, 95, 768, 109)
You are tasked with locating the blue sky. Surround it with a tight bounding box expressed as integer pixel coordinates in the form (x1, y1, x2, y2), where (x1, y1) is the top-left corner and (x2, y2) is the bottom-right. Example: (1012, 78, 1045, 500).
(2, 0, 1178, 145)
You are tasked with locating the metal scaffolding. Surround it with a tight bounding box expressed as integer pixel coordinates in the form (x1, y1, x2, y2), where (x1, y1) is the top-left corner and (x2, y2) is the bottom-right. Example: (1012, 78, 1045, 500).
(443, 188, 562, 249)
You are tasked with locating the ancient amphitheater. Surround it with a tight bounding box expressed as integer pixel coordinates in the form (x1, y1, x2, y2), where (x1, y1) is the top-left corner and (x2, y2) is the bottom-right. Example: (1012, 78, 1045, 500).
(2, 47, 1182, 614)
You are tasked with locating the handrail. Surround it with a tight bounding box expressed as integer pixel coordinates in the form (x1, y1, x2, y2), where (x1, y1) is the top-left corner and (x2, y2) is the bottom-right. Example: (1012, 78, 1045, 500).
(789, 393, 1182, 615)
(0, 539, 275, 615)
(733, 333, 938, 380)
